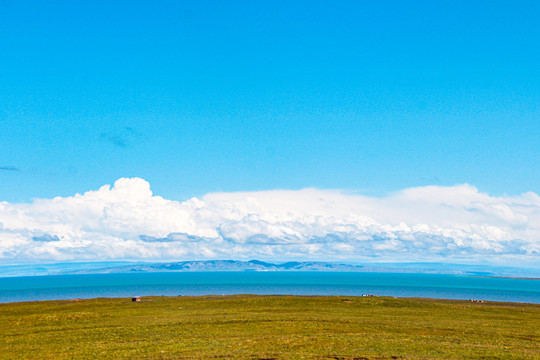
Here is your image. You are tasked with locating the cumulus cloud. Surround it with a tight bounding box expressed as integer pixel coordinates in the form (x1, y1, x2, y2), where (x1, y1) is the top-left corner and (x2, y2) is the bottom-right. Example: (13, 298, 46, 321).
(0, 178, 538, 266)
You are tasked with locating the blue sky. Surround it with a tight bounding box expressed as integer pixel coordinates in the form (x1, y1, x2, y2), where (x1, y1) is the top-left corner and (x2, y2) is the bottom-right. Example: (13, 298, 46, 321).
(1, 0, 539, 203)
(0, 1, 539, 267)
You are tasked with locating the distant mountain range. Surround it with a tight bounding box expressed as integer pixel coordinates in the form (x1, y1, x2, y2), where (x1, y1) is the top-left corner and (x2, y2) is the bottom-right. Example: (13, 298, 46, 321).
(63, 260, 539, 278)
(67, 260, 383, 274)
(0, 260, 538, 278)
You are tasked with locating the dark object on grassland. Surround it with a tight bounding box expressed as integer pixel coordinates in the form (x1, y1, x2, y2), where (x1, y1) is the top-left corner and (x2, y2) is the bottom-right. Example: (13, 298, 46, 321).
(132, 297, 141, 302)
(469, 299, 484, 303)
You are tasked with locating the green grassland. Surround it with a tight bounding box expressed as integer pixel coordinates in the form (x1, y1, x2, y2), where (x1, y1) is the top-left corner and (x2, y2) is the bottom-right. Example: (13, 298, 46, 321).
(1, 295, 539, 359)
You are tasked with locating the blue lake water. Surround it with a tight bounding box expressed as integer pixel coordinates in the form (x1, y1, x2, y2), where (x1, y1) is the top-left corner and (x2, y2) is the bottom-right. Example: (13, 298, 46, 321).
(0, 272, 539, 304)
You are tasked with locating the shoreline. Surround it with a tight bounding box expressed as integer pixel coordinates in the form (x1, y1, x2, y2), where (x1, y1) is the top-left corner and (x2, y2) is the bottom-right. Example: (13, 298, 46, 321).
(2, 294, 540, 306)
(1, 269, 539, 280)
(473, 275, 540, 280)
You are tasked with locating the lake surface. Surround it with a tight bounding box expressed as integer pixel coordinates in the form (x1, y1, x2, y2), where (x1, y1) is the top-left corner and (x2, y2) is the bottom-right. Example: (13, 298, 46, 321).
(0, 272, 539, 304)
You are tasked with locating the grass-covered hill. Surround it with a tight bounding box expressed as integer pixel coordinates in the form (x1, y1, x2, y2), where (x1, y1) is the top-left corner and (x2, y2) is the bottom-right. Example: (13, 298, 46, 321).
(1, 295, 538, 359)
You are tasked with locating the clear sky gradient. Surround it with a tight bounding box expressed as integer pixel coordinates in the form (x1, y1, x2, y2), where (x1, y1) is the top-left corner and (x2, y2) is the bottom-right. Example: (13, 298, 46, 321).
(1, 0, 539, 203)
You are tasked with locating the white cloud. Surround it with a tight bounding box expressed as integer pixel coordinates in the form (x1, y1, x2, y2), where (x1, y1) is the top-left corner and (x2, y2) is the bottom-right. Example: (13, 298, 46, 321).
(0, 178, 539, 266)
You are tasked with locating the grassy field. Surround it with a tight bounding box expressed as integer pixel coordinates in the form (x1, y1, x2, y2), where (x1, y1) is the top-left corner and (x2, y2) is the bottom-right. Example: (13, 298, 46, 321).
(1, 295, 538, 359)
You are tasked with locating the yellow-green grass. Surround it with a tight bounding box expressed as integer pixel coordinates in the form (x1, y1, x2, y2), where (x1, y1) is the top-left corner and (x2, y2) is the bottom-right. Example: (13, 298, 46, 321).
(1, 295, 538, 359)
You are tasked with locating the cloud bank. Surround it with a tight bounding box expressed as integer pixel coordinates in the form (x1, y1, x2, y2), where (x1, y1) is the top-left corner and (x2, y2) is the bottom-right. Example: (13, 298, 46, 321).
(0, 178, 538, 266)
